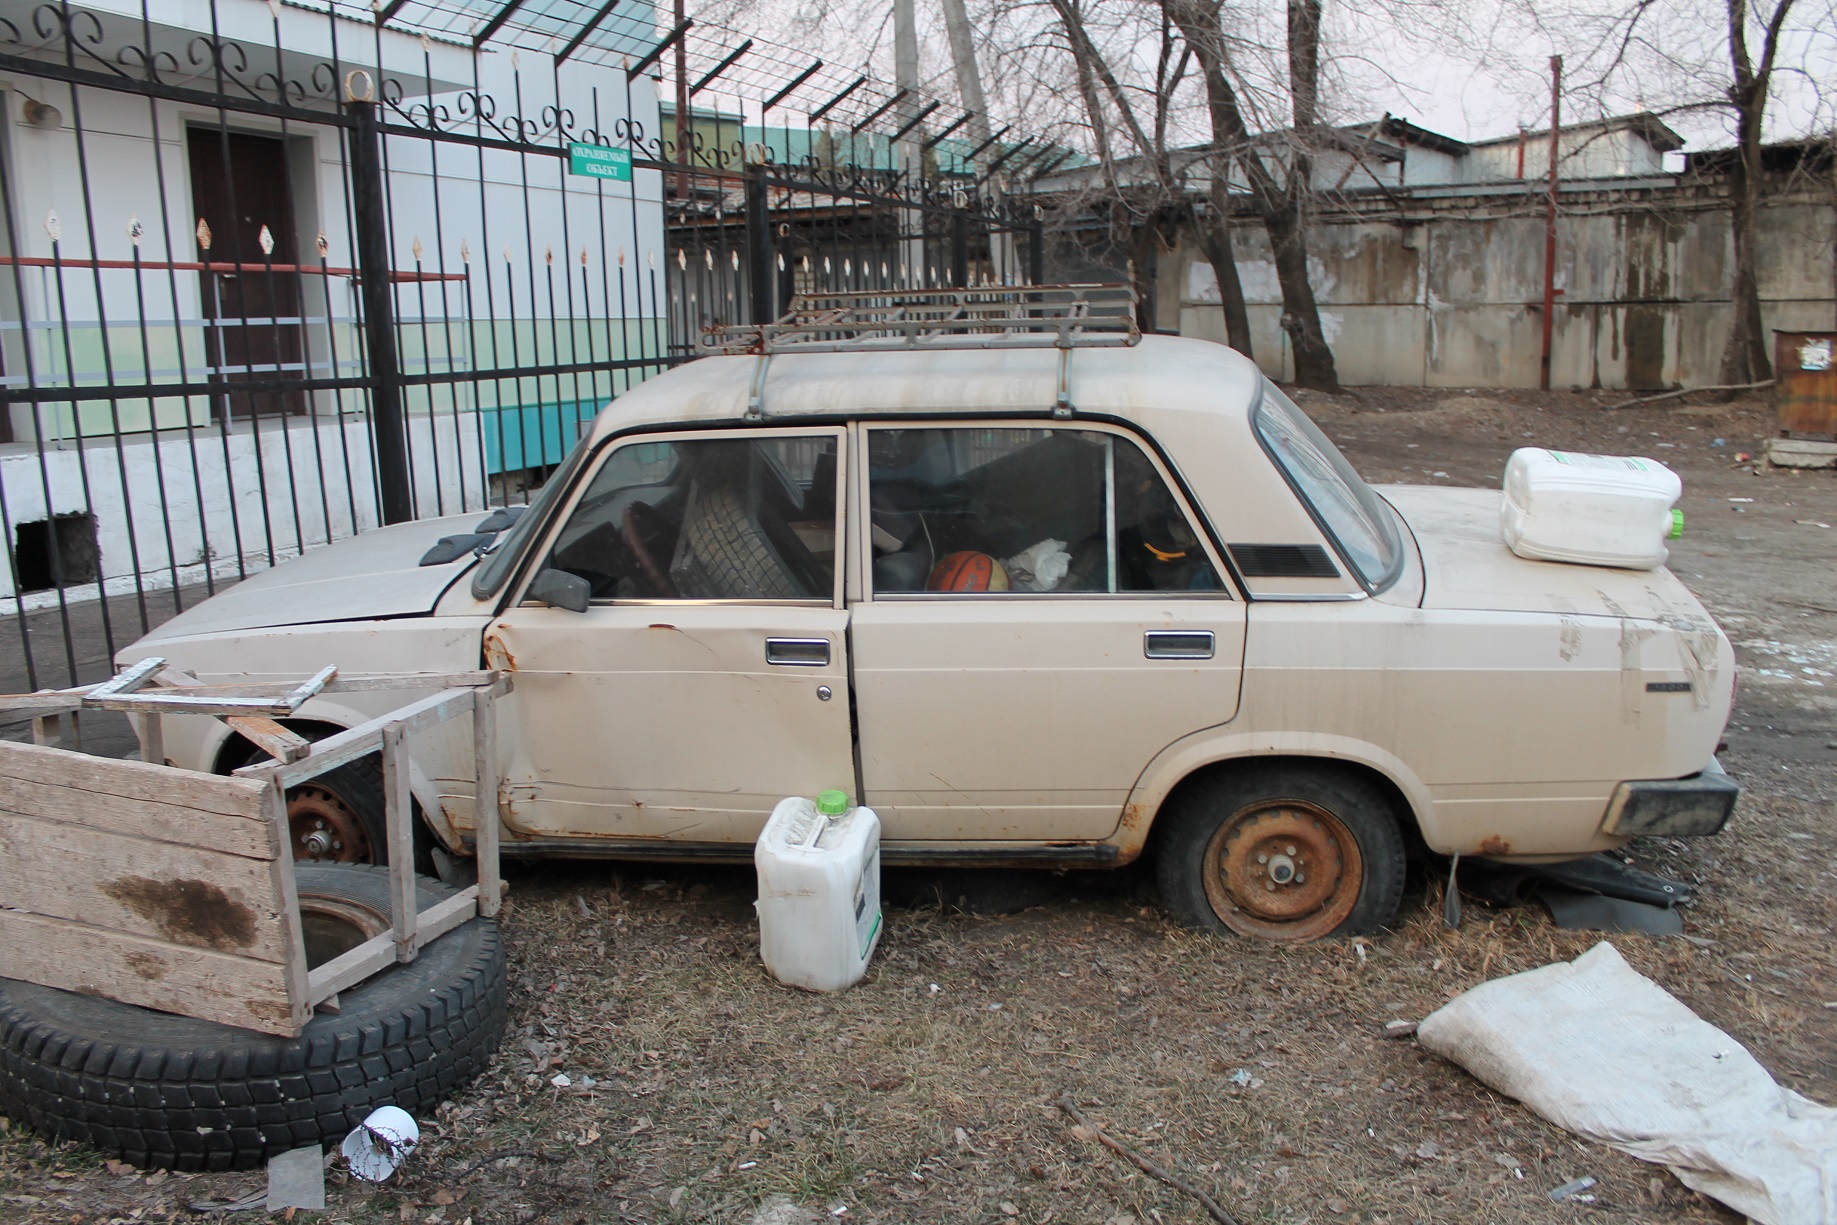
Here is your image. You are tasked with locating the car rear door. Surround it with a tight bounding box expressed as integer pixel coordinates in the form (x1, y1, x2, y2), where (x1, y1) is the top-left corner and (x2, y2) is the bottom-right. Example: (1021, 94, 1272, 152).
(847, 422, 1247, 845)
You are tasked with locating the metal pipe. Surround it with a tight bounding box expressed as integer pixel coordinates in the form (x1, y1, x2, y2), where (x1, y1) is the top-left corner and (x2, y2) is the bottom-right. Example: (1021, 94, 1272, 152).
(1539, 54, 1561, 392)
(690, 39, 752, 96)
(555, 0, 622, 66)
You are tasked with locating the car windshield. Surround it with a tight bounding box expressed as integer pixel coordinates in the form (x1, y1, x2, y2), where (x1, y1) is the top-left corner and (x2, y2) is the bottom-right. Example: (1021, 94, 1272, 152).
(470, 433, 592, 599)
(1251, 380, 1403, 591)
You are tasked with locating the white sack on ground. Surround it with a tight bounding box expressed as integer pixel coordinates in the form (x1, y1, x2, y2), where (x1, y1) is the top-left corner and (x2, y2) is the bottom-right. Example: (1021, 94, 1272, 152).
(1416, 942, 1837, 1224)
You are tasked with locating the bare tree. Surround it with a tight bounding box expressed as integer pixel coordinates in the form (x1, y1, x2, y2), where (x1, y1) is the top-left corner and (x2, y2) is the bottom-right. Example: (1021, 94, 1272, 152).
(1718, 0, 1798, 383)
(1168, 0, 1340, 389)
(1039, 0, 1256, 350)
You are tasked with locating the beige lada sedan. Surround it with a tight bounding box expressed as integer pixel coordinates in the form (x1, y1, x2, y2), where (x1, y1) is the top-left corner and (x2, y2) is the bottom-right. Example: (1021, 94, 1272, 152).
(126, 310, 1738, 942)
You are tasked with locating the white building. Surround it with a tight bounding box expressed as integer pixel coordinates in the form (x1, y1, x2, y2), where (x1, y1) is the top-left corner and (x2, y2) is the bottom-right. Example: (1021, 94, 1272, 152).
(0, 0, 667, 612)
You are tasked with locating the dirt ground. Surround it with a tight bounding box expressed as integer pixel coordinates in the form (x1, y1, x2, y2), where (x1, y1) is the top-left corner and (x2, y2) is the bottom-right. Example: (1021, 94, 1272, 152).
(2, 385, 1834, 1225)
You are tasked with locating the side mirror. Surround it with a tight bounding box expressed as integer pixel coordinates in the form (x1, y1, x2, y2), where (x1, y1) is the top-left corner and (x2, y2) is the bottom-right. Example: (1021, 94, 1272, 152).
(527, 568, 590, 613)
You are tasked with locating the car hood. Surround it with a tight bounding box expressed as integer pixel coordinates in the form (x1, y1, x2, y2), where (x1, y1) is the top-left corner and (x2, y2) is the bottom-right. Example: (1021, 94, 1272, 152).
(135, 515, 487, 640)
(1379, 485, 1713, 625)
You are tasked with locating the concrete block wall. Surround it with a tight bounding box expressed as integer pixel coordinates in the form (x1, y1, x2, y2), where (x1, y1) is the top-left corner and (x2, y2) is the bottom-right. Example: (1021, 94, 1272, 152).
(1164, 190, 1836, 389)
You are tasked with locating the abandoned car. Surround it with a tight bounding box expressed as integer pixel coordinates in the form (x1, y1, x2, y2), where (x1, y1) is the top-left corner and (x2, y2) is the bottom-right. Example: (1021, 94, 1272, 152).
(124, 289, 1739, 942)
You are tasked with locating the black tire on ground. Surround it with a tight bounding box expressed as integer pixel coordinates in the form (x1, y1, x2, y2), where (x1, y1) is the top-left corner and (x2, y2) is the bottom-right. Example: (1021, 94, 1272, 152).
(0, 865, 507, 1171)
(1155, 763, 1406, 942)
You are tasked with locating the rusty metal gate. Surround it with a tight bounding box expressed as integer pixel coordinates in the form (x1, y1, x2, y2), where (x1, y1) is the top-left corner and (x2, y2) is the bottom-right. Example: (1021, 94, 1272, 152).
(0, 0, 1047, 693)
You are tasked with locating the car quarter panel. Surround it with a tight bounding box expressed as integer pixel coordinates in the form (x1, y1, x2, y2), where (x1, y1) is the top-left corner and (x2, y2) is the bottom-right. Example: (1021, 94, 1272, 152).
(1121, 598, 1734, 859)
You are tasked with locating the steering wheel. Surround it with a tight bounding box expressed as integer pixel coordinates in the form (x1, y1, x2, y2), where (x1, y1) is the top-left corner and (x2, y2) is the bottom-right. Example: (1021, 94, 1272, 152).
(621, 502, 679, 598)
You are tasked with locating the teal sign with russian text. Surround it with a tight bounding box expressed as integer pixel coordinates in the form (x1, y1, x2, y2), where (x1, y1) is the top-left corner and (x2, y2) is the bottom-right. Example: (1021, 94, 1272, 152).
(567, 143, 632, 181)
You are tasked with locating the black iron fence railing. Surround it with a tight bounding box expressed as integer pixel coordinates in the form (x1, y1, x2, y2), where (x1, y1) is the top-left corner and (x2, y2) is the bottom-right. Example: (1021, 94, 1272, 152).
(0, 0, 1045, 694)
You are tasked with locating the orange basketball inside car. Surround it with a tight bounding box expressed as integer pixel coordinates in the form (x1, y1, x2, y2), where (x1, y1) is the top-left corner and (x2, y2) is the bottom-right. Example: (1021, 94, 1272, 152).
(928, 550, 1011, 592)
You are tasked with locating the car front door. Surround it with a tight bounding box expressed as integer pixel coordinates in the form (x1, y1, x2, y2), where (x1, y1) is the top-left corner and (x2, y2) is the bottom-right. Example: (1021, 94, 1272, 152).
(847, 423, 1247, 845)
(485, 427, 854, 850)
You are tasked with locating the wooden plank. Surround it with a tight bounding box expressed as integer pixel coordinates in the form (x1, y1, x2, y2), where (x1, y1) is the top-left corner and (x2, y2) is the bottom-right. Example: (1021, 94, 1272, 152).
(0, 745, 277, 855)
(267, 783, 312, 1030)
(306, 886, 479, 1004)
(227, 719, 312, 765)
(473, 688, 502, 918)
(139, 712, 165, 767)
(0, 910, 306, 1037)
(105, 671, 500, 701)
(84, 656, 165, 700)
(0, 810, 292, 961)
(154, 669, 312, 765)
(306, 931, 395, 1002)
(413, 887, 481, 947)
(0, 694, 89, 719)
(238, 687, 480, 787)
(96, 666, 336, 716)
(383, 722, 416, 962)
(320, 671, 502, 693)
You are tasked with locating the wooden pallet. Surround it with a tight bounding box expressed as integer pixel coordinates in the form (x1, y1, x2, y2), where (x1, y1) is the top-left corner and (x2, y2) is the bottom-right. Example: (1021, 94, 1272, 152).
(0, 662, 509, 1037)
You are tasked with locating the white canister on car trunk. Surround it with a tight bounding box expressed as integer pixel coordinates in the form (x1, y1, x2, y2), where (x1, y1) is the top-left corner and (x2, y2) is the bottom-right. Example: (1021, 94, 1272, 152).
(1500, 447, 1683, 570)
(755, 791, 883, 992)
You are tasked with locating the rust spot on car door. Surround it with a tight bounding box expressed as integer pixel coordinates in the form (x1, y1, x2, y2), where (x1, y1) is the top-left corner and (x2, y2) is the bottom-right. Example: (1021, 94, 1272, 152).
(98, 877, 259, 951)
(1475, 835, 1512, 856)
(482, 630, 517, 672)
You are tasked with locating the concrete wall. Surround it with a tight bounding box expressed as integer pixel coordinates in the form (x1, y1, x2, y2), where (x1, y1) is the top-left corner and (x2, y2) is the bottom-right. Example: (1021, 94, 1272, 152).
(1164, 186, 1836, 389)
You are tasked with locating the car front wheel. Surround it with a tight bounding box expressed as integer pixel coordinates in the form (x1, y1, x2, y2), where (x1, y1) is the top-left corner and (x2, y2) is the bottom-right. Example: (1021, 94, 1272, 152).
(1156, 764, 1406, 942)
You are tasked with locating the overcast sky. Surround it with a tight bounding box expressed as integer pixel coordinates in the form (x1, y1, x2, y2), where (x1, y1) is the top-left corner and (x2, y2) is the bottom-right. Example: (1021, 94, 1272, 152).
(692, 0, 1835, 155)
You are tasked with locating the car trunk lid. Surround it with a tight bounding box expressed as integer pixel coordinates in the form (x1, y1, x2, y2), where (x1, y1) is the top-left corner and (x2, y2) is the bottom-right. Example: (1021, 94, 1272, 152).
(1380, 485, 1712, 625)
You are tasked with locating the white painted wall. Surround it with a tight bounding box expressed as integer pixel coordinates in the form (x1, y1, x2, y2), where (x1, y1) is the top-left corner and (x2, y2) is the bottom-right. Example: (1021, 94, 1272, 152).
(0, 412, 488, 606)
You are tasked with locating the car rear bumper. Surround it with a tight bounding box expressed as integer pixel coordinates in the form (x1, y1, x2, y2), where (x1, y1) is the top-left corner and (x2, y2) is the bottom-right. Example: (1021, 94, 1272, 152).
(1601, 757, 1740, 838)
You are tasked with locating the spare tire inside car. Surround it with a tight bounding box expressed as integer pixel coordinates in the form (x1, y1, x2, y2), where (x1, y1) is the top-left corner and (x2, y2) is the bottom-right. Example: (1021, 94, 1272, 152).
(0, 865, 507, 1171)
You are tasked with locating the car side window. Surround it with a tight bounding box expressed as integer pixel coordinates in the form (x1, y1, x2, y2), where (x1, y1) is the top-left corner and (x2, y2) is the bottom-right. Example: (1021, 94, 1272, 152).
(540, 434, 838, 601)
(866, 427, 1221, 594)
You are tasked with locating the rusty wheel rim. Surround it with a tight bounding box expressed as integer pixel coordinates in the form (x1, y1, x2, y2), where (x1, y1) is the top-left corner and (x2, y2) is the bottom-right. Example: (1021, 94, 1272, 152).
(288, 784, 373, 864)
(1201, 800, 1363, 942)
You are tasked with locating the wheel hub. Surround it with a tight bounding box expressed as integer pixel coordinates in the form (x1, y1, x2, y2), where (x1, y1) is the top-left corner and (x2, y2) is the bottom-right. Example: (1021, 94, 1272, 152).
(1202, 801, 1363, 941)
(288, 783, 373, 864)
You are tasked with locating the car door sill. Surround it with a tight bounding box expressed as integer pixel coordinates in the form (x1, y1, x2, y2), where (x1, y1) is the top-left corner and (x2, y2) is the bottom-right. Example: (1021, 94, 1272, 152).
(476, 835, 1120, 867)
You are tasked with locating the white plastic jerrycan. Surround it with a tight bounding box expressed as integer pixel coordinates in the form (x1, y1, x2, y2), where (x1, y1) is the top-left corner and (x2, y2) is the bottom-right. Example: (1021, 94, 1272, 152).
(1501, 447, 1683, 570)
(755, 790, 883, 992)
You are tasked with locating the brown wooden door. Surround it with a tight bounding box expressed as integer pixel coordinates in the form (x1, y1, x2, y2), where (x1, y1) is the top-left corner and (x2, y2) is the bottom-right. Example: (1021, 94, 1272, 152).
(187, 129, 306, 418)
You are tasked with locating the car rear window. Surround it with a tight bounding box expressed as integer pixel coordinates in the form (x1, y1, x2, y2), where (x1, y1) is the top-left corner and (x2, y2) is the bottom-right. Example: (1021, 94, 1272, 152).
(1251, 380, 1403, 591)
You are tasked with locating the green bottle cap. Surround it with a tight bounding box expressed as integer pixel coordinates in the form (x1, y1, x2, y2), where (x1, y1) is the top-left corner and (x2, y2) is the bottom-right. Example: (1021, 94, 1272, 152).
(816, 789, 849, 816)
(1669, 508, 1684, 539)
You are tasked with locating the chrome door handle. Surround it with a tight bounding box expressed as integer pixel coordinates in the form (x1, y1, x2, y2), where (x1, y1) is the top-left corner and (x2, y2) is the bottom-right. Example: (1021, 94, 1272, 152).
(765, 637, 830, 666)
(1144, 630, 1215, 660)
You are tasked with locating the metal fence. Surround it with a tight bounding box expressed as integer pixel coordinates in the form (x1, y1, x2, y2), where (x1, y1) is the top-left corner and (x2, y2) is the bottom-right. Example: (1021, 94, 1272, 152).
(0, 0, 1045, 692)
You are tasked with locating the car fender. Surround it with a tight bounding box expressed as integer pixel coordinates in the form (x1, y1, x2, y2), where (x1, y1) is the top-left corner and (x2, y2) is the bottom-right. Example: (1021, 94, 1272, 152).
(1116, 727, 1438, 861)
(198, 696, 464, 854)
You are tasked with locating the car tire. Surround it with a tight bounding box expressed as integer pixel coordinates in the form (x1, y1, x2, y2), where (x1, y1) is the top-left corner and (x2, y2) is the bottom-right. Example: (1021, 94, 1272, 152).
(225, 732, 434, 874)
(1155, 763, 1406, 942)
(0, 865, 507, 1172)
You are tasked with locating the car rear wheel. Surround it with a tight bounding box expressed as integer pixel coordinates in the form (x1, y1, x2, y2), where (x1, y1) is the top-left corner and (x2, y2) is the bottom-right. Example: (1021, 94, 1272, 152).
(1156, 764, 1406, 941)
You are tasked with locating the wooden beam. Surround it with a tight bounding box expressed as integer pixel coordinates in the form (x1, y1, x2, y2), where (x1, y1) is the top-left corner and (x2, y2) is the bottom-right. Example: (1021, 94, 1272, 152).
(383, 721, 417, 963)
(0, 910, 305, 1036)
(238, 687, 481, 787)
(473, 687, 502, 918)
(0, 809, 294, 960)
(306, 886, 479, 1002)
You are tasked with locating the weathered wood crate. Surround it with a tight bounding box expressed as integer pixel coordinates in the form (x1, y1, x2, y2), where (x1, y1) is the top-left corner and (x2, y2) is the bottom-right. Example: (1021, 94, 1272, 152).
(0, 663, 507, 1037)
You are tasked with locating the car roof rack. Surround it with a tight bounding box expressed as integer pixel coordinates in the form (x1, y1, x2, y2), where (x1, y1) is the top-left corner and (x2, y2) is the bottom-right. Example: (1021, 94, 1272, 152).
(700, 283, 1140, 355)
